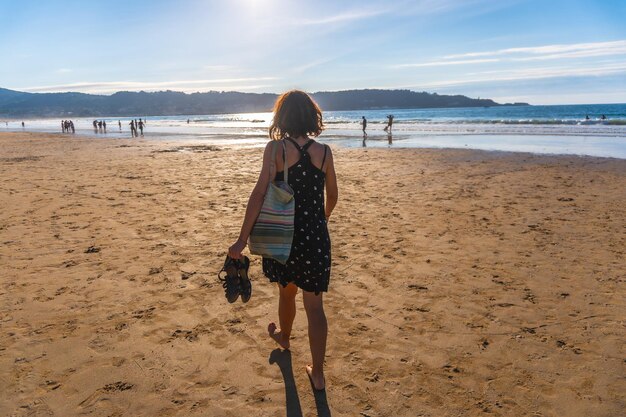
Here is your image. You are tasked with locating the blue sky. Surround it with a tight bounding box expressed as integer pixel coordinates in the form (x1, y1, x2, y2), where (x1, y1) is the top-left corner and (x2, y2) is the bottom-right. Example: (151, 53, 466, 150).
(0, 0, 625, 104)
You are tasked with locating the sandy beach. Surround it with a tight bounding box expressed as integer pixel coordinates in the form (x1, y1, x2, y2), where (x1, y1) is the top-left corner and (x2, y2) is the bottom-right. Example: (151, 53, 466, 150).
(1, 131, 624, 416)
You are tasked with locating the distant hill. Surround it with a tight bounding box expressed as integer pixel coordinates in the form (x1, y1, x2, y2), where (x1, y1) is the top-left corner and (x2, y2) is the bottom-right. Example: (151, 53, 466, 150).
(0, 87, 528, 117)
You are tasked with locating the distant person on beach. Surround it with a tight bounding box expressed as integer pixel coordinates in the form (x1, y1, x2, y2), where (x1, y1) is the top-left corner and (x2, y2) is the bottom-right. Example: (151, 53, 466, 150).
(585, 114, 590, 120)
(228, 90, 338, 391)
(61, 120, 65, 133)
(362, 116, 367, 136)
(93, 120, 98, 133)
(383, 114, 394, 132)
(129, 120, 137, 137)
(103, 120, 107, 133)
(138, 119, 144, 136)
(118, 120, 122, 131)
(70, 120, 75, 133)
(21, 121, 24, 128)
(187, 119, 190, 124)
(98, 120, 103, 132)
(601, 114, 607, 120)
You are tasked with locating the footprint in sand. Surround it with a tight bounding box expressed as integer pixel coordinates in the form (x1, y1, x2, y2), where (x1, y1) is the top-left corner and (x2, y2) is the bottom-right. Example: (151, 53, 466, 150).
(84, 245, 100, 253)
(131, 307, 156, 319)
(181, 270, 196, 280)
(407, 284, 428, 291)
(148, 267, 163, 275)
(115, 322, 128, 331)
(443, 364, 462, 379)
(79, 381, 134, 408)
(225, 318, 244, 334)
(348, 324, 369, 336)
(54, 286, 69, 296)
(523, 288, 536, 303)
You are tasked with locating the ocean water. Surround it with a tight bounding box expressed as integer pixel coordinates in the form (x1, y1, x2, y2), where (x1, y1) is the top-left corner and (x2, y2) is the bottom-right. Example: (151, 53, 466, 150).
(3, 103, 626, 158)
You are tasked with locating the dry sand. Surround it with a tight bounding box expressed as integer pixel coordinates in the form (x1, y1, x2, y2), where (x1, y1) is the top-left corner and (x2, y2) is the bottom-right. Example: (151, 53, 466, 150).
(1, 132, 624, 417)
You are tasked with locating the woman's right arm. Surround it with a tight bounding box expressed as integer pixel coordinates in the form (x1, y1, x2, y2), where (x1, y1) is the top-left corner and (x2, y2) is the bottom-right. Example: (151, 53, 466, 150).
(228, 141, 275, 259)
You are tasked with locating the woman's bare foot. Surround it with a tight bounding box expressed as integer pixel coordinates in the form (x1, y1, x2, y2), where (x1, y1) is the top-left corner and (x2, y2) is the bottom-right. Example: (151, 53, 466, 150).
(306, 364, 325, 391)
(268, 322, 290, 349)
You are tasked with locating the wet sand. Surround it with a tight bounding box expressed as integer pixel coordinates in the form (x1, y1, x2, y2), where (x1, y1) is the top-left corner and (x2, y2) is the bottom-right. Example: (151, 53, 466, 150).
(1, 132, 624, 416)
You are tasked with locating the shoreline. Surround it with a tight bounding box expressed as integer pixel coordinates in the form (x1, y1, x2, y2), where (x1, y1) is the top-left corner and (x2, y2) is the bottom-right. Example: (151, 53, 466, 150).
(2, 131, 626, 160)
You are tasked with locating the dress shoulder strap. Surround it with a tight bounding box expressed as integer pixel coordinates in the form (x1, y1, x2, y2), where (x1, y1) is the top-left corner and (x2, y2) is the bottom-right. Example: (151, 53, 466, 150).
(285, 137, 302, 150)
(301, 139, 315, 151)
(321, 144, 328, 171)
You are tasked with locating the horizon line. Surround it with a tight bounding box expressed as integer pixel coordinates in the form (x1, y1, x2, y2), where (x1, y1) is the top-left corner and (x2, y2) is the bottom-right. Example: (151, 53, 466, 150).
(1, 86, 520, 101)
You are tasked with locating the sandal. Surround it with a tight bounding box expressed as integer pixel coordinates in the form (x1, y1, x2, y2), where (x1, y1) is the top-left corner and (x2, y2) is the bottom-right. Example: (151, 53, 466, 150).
(238, 256, 251, 303)
(218, 255, 240, 303)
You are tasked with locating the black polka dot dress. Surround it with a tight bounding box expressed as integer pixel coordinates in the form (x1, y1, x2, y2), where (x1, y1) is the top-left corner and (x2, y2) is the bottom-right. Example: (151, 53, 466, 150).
(263, 138, 331, 294)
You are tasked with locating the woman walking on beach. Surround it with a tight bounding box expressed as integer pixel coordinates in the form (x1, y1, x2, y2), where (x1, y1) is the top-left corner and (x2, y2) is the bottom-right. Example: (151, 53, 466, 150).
(228, 90, 338, 390)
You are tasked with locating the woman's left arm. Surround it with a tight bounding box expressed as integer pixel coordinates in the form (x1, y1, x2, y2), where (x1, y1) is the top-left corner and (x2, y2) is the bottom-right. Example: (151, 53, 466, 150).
(228, 141, 275, 259)
(324, 147, 338, 221)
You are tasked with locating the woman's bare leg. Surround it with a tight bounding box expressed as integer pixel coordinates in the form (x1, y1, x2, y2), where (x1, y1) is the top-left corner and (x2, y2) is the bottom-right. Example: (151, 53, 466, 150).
(303, 290, 327, 390)
(268, 282, 298, 349)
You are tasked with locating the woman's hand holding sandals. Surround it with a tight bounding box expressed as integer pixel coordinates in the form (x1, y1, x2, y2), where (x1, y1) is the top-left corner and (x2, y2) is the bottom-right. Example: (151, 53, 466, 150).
(228, 239, 247, 260)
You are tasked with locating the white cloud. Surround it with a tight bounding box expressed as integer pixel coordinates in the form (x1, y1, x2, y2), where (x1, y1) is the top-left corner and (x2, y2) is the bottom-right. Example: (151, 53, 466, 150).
(290, 0, 489, 27)
(444, 40, 626, 60)
(203, 65, 237, 71)
(415, 62, 626, 88)
(19, 78, 278, 94)
(392, 58, 500, 68)
(391, 40, 626, 70)
(294, 8, 390, 26)
(374, 62, 626, 90)
(291, 57, 338, 74)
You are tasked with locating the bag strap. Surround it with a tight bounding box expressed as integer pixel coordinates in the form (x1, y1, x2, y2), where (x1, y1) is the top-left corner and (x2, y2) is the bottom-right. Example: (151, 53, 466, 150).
(269, 140, 289, 184)
(282, 140, 288, 184)
(269, 140, 278, 183)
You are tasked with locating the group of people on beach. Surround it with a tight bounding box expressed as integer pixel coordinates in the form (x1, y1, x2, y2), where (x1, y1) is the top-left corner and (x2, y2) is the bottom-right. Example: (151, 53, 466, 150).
(87, 118, 145, 137)
(92, 120, 108, 133)
(129, 118, 145, 137)
(360, 114, 394, 136)
(61, 120, 75, 133)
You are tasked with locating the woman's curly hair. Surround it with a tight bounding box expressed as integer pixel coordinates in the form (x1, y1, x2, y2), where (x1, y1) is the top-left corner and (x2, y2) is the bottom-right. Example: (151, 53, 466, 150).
(269, 90, 324, 140)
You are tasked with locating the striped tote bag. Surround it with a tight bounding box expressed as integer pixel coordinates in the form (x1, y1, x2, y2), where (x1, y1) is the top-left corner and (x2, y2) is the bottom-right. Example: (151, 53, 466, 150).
(248, 141, 295, 264)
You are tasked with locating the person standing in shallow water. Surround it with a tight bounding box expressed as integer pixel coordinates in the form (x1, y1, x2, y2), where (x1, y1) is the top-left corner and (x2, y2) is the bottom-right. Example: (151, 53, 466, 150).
(383, 114, 394, 132)
(228, 90, 338, 391)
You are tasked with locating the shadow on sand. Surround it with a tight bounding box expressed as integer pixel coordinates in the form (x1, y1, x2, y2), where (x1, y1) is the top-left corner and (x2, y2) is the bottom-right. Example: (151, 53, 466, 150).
(269, 348, 331, 417)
